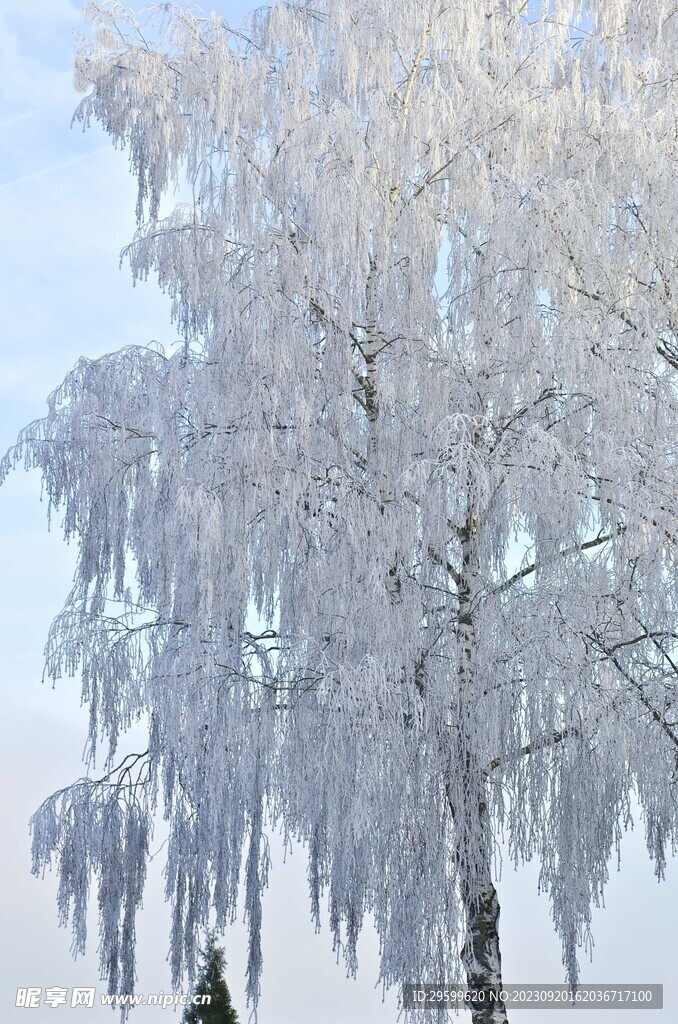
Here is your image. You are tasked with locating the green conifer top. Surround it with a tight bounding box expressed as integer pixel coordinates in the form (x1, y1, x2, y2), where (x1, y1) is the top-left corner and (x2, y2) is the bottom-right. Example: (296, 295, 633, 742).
(182, 932, 239, 1024)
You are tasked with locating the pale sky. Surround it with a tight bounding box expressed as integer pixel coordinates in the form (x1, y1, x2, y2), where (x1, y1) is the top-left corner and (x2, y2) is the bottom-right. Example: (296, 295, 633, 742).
(0, 3, 676, 1023)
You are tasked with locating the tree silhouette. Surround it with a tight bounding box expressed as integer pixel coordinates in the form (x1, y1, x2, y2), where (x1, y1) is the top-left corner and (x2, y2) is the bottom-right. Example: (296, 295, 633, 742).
(182, 932, 239, 1024)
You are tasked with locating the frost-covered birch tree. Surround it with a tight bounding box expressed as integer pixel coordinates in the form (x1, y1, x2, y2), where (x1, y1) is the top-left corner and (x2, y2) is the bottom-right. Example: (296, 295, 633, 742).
(3, 1, 678, 1021)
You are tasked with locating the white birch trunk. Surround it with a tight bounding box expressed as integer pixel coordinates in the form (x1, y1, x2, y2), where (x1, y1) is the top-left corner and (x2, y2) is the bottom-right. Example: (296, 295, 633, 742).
(455, 506, 508, 1024)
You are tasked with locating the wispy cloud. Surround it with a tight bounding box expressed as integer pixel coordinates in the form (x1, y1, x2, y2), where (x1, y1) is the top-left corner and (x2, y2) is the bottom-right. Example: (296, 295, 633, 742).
(0, 110, 36, 130)
(0, 144, 110, 192)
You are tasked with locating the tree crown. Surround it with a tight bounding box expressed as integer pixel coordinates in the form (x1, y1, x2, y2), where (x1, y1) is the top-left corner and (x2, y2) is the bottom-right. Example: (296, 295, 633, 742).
(3, 0, 677, 1017)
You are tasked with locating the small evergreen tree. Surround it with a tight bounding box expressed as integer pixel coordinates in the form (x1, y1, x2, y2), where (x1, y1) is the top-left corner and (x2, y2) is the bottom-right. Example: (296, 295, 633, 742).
(182, 932, 239, 1024)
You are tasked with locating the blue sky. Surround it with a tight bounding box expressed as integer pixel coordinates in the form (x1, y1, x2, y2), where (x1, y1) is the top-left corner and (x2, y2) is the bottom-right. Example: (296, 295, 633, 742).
(0, 4, 676, 1022)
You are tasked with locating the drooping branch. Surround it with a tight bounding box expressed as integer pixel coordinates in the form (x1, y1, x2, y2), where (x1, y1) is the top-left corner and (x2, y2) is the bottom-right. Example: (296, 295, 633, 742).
(492, 527, 626, 597)
(485, 727, 579, 775)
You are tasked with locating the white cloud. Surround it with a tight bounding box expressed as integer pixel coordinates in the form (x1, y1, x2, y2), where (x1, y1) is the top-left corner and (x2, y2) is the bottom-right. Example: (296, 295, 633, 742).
(0, 4, 78, 109)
